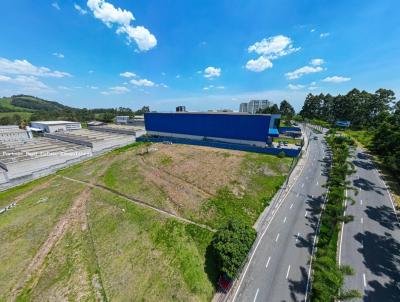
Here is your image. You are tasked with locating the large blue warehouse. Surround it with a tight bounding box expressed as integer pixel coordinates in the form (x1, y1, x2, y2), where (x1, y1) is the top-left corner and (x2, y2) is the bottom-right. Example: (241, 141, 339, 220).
(144, 112, 280, 146)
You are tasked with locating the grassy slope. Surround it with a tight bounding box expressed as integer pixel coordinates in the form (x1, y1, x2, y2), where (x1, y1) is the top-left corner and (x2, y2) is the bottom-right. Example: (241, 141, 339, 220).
(1, 143, 292, 301)
(0, 178, 86, 301)
(87, 189, 216, 301)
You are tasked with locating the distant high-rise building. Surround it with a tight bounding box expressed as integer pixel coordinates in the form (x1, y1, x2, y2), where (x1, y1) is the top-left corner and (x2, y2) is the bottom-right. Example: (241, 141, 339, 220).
(239, 103, 248, 113)
(241, 100, 270, 114)
(176, 106, 186, 112)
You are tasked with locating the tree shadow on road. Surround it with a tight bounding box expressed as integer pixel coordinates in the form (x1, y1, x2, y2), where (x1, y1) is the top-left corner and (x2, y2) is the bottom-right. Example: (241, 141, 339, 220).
(352, 159, 375, 171)
(288, 265, 308, 302)
(364, 205, 400, 231)
(354, 231, 400, 301)
(353, 178, 384, 195)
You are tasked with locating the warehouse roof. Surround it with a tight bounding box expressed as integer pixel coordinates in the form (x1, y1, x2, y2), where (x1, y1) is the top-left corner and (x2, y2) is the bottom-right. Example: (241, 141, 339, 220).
(31, 121, 80, 125)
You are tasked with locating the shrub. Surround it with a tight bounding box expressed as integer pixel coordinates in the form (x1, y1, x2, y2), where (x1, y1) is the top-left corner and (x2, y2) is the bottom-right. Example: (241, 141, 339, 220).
(211, 219, 256, 279)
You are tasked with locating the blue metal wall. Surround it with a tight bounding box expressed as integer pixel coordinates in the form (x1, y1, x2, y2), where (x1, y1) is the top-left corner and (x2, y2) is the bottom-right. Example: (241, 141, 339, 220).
(144, 113, 276, 142)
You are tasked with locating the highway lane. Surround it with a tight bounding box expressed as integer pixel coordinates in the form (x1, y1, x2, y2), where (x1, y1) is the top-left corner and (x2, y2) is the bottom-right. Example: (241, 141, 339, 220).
(340, 147, 400, 301)
(231, 129, 329, 302)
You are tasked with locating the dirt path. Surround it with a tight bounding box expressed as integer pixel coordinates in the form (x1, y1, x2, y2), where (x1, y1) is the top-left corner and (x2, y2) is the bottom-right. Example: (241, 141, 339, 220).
(11, 187, 93, 301)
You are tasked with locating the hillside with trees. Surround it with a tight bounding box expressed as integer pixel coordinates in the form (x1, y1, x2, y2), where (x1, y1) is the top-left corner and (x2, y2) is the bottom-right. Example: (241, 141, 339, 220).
(0, 95, 149, 126)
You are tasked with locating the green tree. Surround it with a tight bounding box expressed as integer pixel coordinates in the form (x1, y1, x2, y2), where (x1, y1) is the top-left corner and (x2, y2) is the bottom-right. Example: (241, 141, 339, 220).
(212, 219, 256, 279)
(279, 100, 295, 119)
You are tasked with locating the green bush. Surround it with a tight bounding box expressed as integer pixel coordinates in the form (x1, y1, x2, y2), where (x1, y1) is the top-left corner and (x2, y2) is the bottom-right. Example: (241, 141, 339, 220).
(211, 219, 256, 279)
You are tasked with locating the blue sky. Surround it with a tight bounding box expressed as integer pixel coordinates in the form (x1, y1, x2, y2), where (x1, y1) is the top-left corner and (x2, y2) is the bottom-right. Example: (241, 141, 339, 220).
(0, 0, 399, 112)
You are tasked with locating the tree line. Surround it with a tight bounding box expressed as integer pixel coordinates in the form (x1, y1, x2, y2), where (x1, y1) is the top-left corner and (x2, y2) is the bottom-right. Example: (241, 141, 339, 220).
(299, 88, 400, 178)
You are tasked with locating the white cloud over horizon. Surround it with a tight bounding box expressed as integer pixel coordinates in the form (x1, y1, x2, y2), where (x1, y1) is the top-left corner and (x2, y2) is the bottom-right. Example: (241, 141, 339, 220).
(86, 0, 157, 52)
(120, 71, 136, 78)
(74, 3, 88, 15)
(52, 52, 65, 59)
(322, 76, 351, 83)
(203, 66, 221, 79)
(101, 86, 130, 95)
(246, 35, 300, 72)
(130, 78, 155, 87)
(0, 57, 71, 78)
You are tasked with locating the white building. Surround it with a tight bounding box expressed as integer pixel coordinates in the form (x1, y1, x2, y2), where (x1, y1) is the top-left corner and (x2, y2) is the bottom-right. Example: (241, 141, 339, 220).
(115, 116, 130, 124)
(239, 103, 248, 113)
(30, 121, 82, 133)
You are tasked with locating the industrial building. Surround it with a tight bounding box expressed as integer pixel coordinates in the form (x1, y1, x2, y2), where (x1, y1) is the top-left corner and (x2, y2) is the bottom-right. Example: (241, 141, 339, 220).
(30, 121, 82, 133)
(144, 112, 280, 147)
(88, 123, 145, 137)
(0, 125, 32, 141)
(0, 134, 90, 187)
(115, 116, 130, 124)
(44, 129, 135, 154)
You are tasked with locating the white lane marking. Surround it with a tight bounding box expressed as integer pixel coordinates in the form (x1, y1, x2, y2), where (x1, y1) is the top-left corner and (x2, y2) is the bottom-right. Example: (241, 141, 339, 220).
(316, 181, 319, 185)
(265, 256, 271, 269)
(363, 274, 367, 287)
(302, 183, 305, 188)
(360, 199, 363, 205)
(275, 233, 280, 242)
(305, 211, 307, 217)
(283, 217, 287, 223)
(296, 232, 300, 242)
(290, 203, 294, 209)
(231, 125, 313, 302)
(253, 288, 259, 302)
(361, 217, 363, 224)
(286, 265, 291, 279)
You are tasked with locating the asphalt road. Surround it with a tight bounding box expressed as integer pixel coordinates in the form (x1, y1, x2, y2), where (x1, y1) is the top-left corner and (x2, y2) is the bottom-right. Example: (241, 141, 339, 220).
(231, 129, 329, 302)
(340, 147, 400, 301)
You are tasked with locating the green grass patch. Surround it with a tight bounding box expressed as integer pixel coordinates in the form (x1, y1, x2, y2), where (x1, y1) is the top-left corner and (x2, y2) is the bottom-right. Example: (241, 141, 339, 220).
(0, 179, 86, 301)
(344, 130, 373, 148)
(87, 189, 216, 301)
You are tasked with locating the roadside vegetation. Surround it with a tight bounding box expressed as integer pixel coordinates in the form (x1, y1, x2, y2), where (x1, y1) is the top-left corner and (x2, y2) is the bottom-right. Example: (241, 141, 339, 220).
(299, 88, 400, 208)
(211, 219, 256, 279)
(311, 132, 361, 301)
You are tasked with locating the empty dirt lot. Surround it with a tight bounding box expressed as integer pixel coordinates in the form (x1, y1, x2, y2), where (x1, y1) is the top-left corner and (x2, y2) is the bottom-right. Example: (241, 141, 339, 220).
(0, 143, 292, 301)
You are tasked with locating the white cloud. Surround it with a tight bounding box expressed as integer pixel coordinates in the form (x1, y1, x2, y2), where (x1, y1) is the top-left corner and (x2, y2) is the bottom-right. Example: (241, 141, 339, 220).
(320, 32, 330, 38)
(90, 86, 99, 89)
(0, 57, 71, 78)
(285, 65, 323, 80)
(310, 29, 315, 33)
(322, 76, 351, 83)
(87, 0, 157, 52)
(52, 2, 60, 10)
(203, 84, 224, 91)
(74, 3, 88, 15)
(116, 25, 157, 51)
(245, 56, 273, 72)
(176, 74, 181, 79)
(120, 71, 136, 78)
(88, 70, 94, 74)
(130, 78, 155, 87)
(87, 0, 133, 26)
(160, 83, 168, 88)
(288, 84, 305, 90)
(0, 75, 11, 81)
(52, 52, 65, 59)
(101, 86, 130, 95)
(2, 75, 50, 91)
(246, 35, 299, 73)
(248, 35, 300, 59)
(310, 58, 324, 66)
(204, 66, 221, 79)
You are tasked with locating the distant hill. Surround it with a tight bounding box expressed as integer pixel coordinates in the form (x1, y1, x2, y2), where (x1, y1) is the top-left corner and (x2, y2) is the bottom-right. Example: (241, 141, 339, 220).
(0, 95, 73, 113)
(0, 95, 141, 125)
